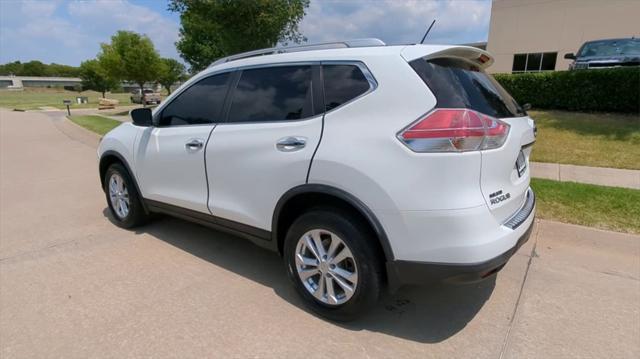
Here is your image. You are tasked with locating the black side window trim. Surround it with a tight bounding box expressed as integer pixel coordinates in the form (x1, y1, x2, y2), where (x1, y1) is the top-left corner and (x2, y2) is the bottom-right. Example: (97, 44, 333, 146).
(312, 64, 324, 116)
(152, 61, 377, 126)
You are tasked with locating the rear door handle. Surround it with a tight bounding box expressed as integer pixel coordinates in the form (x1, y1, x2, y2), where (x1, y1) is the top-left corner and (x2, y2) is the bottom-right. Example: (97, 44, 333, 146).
(276, 137, 307, 152)
(185, 138, 205, 151)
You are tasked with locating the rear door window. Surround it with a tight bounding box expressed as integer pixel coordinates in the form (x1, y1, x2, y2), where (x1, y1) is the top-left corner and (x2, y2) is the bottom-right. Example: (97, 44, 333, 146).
(227, 66, 313, 123)
(410, 57, 525, 118)
(322, 64, 371, 111)
(159, 72, 230, 126)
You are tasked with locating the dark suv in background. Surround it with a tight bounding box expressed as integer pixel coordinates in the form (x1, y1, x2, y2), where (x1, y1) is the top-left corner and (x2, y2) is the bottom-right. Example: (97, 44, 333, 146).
(565, 37, 640, 70)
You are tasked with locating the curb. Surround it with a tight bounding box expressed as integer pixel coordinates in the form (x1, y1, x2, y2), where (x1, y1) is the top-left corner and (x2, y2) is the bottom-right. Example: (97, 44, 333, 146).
(51, 115, 102, 149)
(531, 162, 640, 190)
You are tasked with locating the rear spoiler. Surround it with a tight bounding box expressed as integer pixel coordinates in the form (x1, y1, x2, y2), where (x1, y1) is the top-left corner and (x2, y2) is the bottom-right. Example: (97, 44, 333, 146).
(401, 45, 494, 69)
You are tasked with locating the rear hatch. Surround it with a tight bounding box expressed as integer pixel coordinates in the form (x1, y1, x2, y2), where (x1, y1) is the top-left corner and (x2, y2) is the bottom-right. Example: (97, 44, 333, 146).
(406, 47, 536, 223)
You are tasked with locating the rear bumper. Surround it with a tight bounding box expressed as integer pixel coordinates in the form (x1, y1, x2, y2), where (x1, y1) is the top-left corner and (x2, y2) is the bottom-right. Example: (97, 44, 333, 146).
(386, 219, 534, 289)
(385, 189, 536, 290)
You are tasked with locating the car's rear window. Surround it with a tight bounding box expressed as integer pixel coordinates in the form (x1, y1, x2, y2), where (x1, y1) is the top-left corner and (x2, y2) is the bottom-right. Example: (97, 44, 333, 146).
(410, 57, 526, 118)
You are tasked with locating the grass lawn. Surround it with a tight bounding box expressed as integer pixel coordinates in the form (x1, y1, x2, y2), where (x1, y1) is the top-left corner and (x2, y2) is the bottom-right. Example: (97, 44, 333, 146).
(529, 110, 640, 170)
(68, 115, 122, 136)
(531, 178, 640, 234)
(0, 88, 132, 110)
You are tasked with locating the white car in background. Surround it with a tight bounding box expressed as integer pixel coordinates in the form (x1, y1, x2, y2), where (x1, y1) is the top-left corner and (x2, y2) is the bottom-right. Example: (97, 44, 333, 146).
(98, 39, 536, 320)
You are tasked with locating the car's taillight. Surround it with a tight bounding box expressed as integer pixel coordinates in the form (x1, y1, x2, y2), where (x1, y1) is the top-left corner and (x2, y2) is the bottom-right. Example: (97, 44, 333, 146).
(397, 109, 510, 152)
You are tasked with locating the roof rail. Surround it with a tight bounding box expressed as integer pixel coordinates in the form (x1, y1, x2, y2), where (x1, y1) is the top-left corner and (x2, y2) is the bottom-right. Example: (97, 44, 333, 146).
(209, 38, 386, 67)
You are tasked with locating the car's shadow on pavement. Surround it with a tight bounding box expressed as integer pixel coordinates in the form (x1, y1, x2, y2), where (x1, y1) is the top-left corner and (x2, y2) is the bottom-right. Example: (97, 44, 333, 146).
(104, 210, 495, 344)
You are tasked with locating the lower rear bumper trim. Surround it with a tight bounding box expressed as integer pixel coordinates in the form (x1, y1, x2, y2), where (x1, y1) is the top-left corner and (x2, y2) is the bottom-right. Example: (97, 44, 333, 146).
(386, 217, 535, 291)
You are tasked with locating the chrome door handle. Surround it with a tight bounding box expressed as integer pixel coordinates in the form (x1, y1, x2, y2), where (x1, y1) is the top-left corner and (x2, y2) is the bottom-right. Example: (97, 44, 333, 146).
(276, 137, 307, 152)
(185, 138, 205, 151)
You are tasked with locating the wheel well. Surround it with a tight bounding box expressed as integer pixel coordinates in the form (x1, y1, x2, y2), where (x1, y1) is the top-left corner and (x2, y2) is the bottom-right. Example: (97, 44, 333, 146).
(275, 191, 388, 263)
(99, 154, 124, 190)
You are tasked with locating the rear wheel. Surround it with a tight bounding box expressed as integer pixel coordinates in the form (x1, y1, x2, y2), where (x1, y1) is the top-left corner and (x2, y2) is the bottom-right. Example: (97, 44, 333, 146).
(104, 163, 148, 228)
(284, 209, 382, 321)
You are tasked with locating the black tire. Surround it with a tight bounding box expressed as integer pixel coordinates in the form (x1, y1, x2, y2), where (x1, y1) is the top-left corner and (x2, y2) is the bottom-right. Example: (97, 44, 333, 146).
(104, 163, 148, 229)
(284, 208, 383, 321)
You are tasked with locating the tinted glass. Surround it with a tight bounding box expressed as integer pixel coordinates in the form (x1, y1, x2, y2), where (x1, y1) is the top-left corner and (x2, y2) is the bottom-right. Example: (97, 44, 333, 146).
(410, 57, 526, 118)
(578, 39, 640, 57)
(227, 66, 312, 123)
(541, 52, 557, 71)
(526, 53, 542, 71)
(160, 72, 230, 126)
(512, 54, 526, 72)
(323, 65, 370, 111)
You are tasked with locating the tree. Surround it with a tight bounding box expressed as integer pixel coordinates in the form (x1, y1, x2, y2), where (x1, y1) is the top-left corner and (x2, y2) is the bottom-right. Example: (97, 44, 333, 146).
(0, 61, 82, 77)
(20, 60, 48, 76)
(98, 30, 162, 104)
(79, 59, 119, 98)
(0, 61, 23, 76)
(169, 0, 309, 71)
(48, 63, 81, 77)
(157, 58, 186, 95)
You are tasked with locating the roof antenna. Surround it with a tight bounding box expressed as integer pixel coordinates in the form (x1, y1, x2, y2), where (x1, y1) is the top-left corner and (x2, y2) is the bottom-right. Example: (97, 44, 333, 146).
(420, 19, 436, 44)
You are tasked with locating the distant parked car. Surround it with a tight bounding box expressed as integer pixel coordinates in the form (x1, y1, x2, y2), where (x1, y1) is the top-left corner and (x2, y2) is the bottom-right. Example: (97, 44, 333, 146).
(565, 38, 640, 70)
(130, 89, 161, 105)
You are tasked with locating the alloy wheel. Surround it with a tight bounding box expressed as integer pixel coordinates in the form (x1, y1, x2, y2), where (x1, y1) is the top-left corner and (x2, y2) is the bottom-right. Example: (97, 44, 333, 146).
(294, 229, 358, 305)
(108, 173, 130, 219)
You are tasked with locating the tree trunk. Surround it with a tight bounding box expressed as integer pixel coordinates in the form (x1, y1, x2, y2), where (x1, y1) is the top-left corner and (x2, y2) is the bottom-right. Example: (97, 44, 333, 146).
(165, 85, 172, 95)
(101, 90, 106, 99)
(140, 83, 145, 107)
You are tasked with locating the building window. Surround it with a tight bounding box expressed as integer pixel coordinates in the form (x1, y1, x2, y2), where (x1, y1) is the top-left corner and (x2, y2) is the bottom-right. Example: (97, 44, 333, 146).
(512, 52, 557, 73)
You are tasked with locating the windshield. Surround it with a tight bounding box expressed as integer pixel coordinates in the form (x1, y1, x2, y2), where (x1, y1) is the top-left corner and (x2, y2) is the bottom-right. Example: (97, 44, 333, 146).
(578, 39, 640, 57)
(410, 57, 526, 118)
(143, 89, 154, 94)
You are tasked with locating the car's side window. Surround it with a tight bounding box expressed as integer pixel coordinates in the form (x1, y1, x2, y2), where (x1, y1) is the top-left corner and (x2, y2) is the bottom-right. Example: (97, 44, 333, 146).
(159, 72, 231, 126)
(227, 66, 313, 123)
(322, 64, 371, 111)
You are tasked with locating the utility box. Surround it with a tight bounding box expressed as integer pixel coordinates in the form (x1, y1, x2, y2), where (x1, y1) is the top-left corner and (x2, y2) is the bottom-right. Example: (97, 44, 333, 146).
(76, 96, 88, 104)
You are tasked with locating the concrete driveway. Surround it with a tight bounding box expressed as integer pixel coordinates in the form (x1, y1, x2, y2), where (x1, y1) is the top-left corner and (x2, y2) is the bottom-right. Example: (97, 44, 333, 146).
(1, 109, 638, 358)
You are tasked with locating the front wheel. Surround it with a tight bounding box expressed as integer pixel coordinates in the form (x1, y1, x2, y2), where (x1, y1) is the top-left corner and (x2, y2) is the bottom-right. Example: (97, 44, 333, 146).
(284, 209, 383, 321)
(104, 163, 148, 228)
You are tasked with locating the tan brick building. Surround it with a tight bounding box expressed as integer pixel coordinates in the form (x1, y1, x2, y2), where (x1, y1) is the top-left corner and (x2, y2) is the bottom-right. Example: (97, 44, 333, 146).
(486, 0, 640, 73)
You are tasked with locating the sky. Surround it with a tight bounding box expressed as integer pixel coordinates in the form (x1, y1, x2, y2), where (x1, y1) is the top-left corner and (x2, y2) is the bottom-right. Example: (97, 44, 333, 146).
(0, 0, 492, 67)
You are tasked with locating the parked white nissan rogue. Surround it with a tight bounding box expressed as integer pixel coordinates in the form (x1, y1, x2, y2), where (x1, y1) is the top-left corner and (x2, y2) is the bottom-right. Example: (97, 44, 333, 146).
(98, 39, 536, 321)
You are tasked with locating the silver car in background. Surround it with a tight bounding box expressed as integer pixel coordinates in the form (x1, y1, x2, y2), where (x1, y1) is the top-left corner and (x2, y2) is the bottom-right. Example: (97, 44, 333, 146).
(130, 88, 161, 105)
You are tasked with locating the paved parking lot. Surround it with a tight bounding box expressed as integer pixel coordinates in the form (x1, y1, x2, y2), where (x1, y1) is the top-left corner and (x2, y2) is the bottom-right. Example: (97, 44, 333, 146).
(1, 109, 639, 358)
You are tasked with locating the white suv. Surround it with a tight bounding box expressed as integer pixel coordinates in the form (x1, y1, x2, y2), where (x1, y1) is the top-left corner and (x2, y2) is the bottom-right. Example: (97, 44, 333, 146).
(98, 39, 536, 320)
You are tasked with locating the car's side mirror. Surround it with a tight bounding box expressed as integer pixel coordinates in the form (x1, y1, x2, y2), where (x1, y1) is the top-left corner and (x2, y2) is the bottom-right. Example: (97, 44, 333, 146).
(522, 103, 532, 111)
(131, 108, 153, 127)
(564, 53, 576, 60)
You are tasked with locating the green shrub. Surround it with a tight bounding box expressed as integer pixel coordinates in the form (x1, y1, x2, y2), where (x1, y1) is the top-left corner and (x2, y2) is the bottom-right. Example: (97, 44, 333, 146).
(493, 68, 640, 113)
